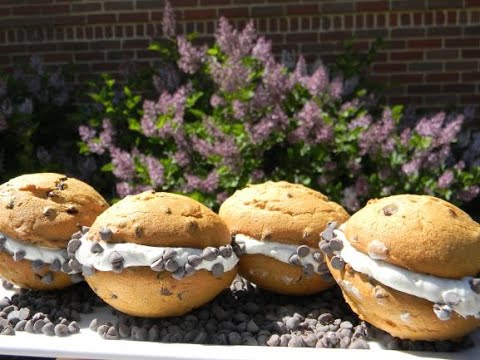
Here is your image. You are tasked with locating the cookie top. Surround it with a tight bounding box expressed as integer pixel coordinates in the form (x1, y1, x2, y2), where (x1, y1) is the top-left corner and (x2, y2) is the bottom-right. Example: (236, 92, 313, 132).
(87, 191, 231, 249)
(344, 194, 480, 279)
(219, 181, 350, 248)
(0, 173, 109, 248)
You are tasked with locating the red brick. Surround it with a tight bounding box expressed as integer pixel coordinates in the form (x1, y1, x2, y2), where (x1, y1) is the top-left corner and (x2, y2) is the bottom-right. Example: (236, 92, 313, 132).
(366, 13, 374, 28)
(12, 6, 42, 15)
(424, 95, 457, 105)
(54, 15, 85, 25)
(136, 0, 168, 9)
(407, 84, 442, 93)
(345, 15, 353, 28)
(461, 72, 480, 82)
(287, 5, 318, 15)
(90, 40, 121, 50)
(356, 14, 364, 28)
(43, 5, 69, 14)
(413, 12, 423, 25)
(460, 95, 480, 104)
(384, 40, 406, 49)
(105, 1, 134, 11)
(44, 53, 73, 63)
(321, 2, 354, 13)
(92, 63, 120, 72)
(427, 27, 462, 36)
(200, 0, 230, 4)
(400, 13, 411, 26)
(408, 39, 442, 48)
(389, 13, 397, 26)
(426, 49, 458, 59)
(426, 73, 459, 82)
(429, 0, 463, 9)
(87, 14, 116, 24)
(390, 51, 423, 61)
(391, 28, 425, 38)
(444, 84, 476, 93)
(119, 12, 149, 22)
(286, 32, 317, 43)
(391, 0, 426, 10)
(251, 6, 284, 17)
(0, 8, 10, 16)
(445, 38, 479, 47)
(435, 11, 446, 25)
(425, 12, 434, 25)
(57, 42, 89, 51)
(72, 2, 101, 12)
(302, 17, 311, 30)
(373, 63, 406, 73)
(377, 14, 385, 27)
(320, 31, 353, 41)
(466, 0, 480, 6)
(463, 49, 480, 58)
(445, 61, 477, 71)
(356, 1, 388, 12)
(75, 52, 105, 62)
(390, 73, 423, 83)
(27, 43, 57, 52)
(218, 7, 249, 18)
(107, 50, 135, 61)
(122, 39, 150, 49)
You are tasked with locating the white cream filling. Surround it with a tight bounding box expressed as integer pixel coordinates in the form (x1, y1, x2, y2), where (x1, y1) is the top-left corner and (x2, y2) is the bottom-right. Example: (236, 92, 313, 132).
(0, 232, 68, 264)
(234, 234, 325, 273)
(334, 226, 480, 319)
(75, 236, 239, 272)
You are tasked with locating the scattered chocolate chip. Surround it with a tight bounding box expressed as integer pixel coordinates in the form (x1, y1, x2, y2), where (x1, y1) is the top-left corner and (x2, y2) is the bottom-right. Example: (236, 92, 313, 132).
(374, 286, 388, 299)
(81, 226, 90, 234)
(219, 245, 233, 258)
(469, 278, 480, 293)
(318, 313, 334, 325)
(163, 248, 177, 260)
(14, 319, 27, 331)
(184, 263, 196, 277)
(187, 254, 202, 267)
(349, 338, 369, 349)
(288, 254, 300, 266)
(202, 247, 219, 261)
(12, 250, 26, 262)
(165, 259, 179, 273)
(433, 303, 452, 321)
(312, 251, 323, 263)
(296, 245, 310, 258)
(54, 323, 69, 337)
(42, 322, 55, 336)
(134, 226, 143, 238)
(41, 272, 54, 284)
(1, 326, 15, 335)
(82, 265, 95, 277)
(2, 279, 14, 290)
(68, 321, 80, 334)
(302, 264, 314, 277)
(6, 198, 14, 209)
(89, 318, 100, 331)
(90, 242, 104, 254)
(150, 258, 165, 272)
(172, 267, 186, 280)
(330, 256, 345, 270)
(99, 227, 113, 241)
(232, 242, 245, 257)
(318, 240, 333, 256)
(320, 228, 334, 241)
(327, 221, 338, 230)
(97, 324, 109, 337)
(42, 207, 55, 217)
(212, 263, 224, 278)
(71, 231, 83, 240)
(66, 205, 78, 214)
(67, 239, 81, 255)
(61, 261, 72, 274)
(109, 251, 124, 273)
(382, 204, 398, 216)
(49, 259, 61, 272)
(0, 235, 5, 250)
(329, 238, 344, 251)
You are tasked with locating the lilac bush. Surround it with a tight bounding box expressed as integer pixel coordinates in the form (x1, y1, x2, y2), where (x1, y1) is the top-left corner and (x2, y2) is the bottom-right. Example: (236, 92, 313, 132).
(78, 1, 480, 211)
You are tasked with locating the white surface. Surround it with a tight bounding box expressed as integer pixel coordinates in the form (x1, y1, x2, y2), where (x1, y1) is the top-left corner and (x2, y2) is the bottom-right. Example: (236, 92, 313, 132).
(0, 286, 479, 360)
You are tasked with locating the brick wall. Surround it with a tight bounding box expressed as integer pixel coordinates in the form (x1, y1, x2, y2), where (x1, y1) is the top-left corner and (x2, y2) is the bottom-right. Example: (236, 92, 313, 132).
(0, 0, 479, 114)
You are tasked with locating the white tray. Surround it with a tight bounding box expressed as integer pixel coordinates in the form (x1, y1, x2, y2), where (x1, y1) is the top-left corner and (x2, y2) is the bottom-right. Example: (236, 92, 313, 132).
(0, 286, 479, 360)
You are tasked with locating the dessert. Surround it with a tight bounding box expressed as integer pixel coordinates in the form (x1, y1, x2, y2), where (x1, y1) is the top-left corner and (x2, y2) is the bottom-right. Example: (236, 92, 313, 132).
(219, 181, 350, 295)
(68, 191, 238, 317)
(0, 173, 108, 290)
(320, 194, 480, 340)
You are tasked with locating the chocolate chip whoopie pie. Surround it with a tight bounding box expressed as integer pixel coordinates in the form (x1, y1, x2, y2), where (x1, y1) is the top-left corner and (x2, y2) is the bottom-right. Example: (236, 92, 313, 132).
(320, 194, 480, 341)
(68, 191, 239, 318)
(0, 173, 109, 290)
(219, 181, 350, 295)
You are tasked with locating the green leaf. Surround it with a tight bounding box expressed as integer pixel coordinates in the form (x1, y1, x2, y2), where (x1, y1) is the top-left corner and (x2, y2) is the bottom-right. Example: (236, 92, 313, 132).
(101, 163, 114, 172)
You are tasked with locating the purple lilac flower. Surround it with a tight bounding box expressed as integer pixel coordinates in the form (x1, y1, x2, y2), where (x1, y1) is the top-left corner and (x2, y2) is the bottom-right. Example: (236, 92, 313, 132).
(232, 100, 246, 119)
(215, 17, 257, 59)
(346, 159, 362, 174)
(177, 36, 206, 74)
(185, 170, 219, 194)
(110, 147, 136, 181)
(400, 128, 411, 146)
(248, 106, 288, 144)
(173, 149, 191, 167)
(143, 155, 164, 187)
(455, 160, 466, 171)
(26, 76, 41, 98)
(141, 100, 158, 137)
(99, 118, 115, 149)
(289, 100, 332, 145)
(262, 60, 289, 100)
(303, 64, 328, 97)
(415, 112, 445, 138)
(1, 99, 12, 117)
(425, 145, 451, 169)
(340, 98, 360, 112)
(359, 108, 395, 155)
(341, 186, 360, 213)
(250, 169, 264, 182)
(116, 182, 151, 198)
(329, 76, 344, 100)
(462, 132, 480, 167)
(252, 37, 272, 64)
(354, 176, 369, 197)
(456, 185, 480, 202)
(439, 114, 463, 145)
(162, 0, 176, 38)
(78, 125, 96, 142)
(238, 21, 256, 57)
(216, 191, 229, 205)
(154, 63, 180, 94)
(209, 57, 250, 93)
(401, 158, 422, 176)
(210, 94, 224, 108)
(348, 115, 372, 131)
(438, 170, 454, 189)
(36, 146, 51, 164)
(0, 114, 7, 131)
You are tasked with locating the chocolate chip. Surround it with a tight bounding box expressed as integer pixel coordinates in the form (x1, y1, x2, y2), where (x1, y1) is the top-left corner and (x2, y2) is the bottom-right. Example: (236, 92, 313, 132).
(470, 278, 480, 293)
(382, 204, 398, 216)
(433, 303, 452, 321)
(184, 263, 196, 277)
(97, 324, 109, 337)
(67, 239, 81, 255)
(212, 263, 224, 278)
(374, 286, 388, 299)
(150, 258, 165, 272)
(330, 256, 345, 270)
(66, 205, 78, 214)
(232, 242, 245, 257)
(327, 221, 338, 230)
(61, 261, 72, 274)
(33, 319, 46, 333)
(6, 198, 14, 209)
(87, 242, 103, 255)
(0, 235, 5, 250)
(54, 323, 69, 337)
(163, 248, 177, 260)
(329, 238, 343, 251)
(49, 259, 61, 272)
(71, 231, 83, 240)
(172, 267, 186, 280)
(119, 323, 130, 338)
(349, 338, 369, 349)
(99, 227, 113, 241)
(134, 226, 143, 238)
(14, 319, 27, 331)
(296, 245, 310, 257)
(303, 264, 314, 277)
(187, 254, 202, 267)
(318, 240, 333, 256)
(219, 245, 233, 258)
(1, 326, 15, 335)
(81, 226, 90, 234)
(41, 272, 54, 284)
(443, 291, 461, 306)
(165, 259, 179, 272)
(321, 228, 334, 241)
(29, 259, 44, 272)
(42, 207, 55, 217)
(42, 322, 55, 336)
(317, 262, 330, 275)
(288, 335, 305, 347)
(68, 321, 80, 334)
(318, 313, 334, 325)
(13, 250, 26, 262)
(202, 247, 219, 261)
(82, 265, 95, 277)
(312, 251, 323, 263)
(109, 251, 124, 273)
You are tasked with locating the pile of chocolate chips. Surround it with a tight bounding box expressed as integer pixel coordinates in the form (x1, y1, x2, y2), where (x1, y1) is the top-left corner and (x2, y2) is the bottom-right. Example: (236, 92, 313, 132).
(0, 277, 474, 352)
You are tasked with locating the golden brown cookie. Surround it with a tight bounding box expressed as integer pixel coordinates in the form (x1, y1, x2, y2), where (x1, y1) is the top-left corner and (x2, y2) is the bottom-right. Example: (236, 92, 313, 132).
(0, 173, 109, 290)
(70, 191, 238, 318)
(320, 194, 480, 341)
(219, 181, 349, 295)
